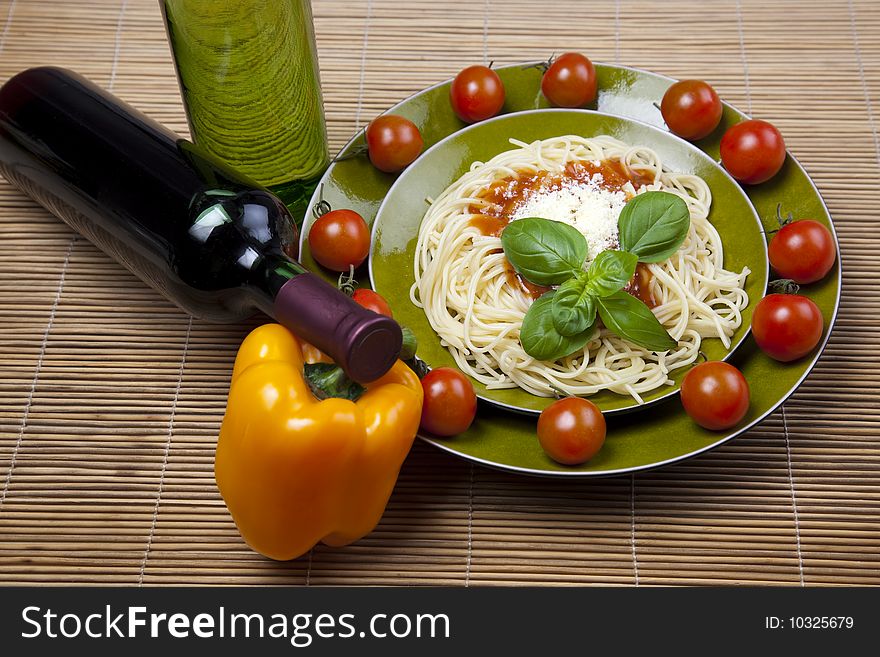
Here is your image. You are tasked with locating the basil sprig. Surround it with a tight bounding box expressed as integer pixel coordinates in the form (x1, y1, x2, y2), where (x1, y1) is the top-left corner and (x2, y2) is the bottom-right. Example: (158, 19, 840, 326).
(501, 190, 689, 361)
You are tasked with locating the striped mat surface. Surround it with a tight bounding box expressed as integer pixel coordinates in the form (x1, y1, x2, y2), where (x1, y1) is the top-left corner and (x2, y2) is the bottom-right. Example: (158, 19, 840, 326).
(0, 0, 877, 585)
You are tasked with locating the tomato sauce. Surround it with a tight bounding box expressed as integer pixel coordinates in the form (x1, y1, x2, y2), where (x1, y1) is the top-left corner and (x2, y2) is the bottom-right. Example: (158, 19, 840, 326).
(603, 158, 657, 190)
(505, 268, 551, 301)
(626, 262, 658, 309)
(468, 159, 642, 237)
(469, 158, 658, 305)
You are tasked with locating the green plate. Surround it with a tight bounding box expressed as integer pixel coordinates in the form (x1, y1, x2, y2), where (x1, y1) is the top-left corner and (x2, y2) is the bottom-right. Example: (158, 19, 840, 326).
(370, 109, 768, 415)
(298, 63, 841, 477)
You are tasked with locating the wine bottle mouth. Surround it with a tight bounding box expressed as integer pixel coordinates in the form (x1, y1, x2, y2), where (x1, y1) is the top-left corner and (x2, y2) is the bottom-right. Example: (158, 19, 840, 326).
(345, 318, 403, 383)
(273, 273, 403, 383)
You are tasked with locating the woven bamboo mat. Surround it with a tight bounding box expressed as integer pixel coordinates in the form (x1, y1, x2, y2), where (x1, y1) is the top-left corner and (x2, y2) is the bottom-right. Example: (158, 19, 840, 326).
(0, 0, 877, 586)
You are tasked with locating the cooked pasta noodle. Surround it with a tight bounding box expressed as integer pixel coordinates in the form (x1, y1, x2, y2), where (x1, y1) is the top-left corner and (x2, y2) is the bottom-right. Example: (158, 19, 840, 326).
(410, 135, 750, 403)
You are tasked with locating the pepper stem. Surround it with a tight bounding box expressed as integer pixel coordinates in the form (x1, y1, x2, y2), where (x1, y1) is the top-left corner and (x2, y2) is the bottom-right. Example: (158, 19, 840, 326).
(304, 362, 366, 402)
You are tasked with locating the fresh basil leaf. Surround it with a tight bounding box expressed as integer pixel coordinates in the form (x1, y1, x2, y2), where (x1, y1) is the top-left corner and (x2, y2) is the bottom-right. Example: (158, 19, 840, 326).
(520, 292, 595, 361)
(551, 276, 597, 336)
(596, 290, 677, 352)
(501, 217, 587, 286)
(584, 250, 638, 297)
(618, 191, 690, 263)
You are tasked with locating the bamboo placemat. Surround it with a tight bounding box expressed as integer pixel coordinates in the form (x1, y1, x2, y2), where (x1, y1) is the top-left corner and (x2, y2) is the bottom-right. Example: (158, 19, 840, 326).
(0, 0, 877, 586)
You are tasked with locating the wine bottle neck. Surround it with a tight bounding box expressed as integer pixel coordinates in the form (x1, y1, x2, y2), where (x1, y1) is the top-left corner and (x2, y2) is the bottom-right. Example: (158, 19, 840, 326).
(247, 251, 309, 317)
(267, 255, 308, 291)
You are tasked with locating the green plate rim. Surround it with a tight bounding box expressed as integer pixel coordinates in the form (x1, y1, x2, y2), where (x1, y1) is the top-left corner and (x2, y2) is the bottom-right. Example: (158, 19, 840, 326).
(298, 62, 842, 478)
(368, 107, 769, 416)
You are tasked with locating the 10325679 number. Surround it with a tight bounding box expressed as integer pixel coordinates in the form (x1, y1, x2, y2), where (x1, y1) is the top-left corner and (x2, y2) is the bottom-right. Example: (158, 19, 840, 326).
(791, 616, 854, 630)
(766, 616, 855, 630)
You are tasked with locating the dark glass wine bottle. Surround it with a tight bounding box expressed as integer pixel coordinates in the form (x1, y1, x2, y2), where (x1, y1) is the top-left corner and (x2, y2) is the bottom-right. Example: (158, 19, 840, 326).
(0, 67, 400, 382)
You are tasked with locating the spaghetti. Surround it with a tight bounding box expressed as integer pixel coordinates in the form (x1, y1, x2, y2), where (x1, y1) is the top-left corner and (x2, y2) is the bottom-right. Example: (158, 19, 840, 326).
(411, 135, 750, 403)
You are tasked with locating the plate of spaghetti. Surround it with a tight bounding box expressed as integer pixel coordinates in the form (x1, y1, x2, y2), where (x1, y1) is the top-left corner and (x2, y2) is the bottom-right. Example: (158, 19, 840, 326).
(298, 62, 840, 476)
(380, 112, 767, 414)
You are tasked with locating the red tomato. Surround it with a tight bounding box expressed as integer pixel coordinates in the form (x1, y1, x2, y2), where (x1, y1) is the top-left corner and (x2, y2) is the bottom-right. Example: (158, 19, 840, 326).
(752, 294, 824, 362)
(720, 119, 786, 184)
(680, 361, 750, 431)
(352, 288, 393, 317)
(365, 115, 423, 173)
(769, 220, 836, 284)
(308, 209, 370, 272)
(420, 367, 477, 437)
(660, 80, 723, 141)
(449, 65, 505, 123)
(536, 397, 606, 465)
(541, 53, 597, 108)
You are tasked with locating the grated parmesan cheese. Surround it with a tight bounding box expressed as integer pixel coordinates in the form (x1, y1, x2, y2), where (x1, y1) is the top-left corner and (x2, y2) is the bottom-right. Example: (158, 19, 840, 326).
(509, 172, 628, 262)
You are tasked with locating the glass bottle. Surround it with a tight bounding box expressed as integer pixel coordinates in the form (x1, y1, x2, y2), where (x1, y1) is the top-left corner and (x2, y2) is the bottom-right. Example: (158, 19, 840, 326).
(0, 67, 399, 382)
(161, 0, 330, 223)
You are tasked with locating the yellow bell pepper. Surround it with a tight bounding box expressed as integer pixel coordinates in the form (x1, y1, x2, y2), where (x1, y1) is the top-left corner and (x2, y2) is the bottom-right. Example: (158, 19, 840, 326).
(215, 323, 423, 561)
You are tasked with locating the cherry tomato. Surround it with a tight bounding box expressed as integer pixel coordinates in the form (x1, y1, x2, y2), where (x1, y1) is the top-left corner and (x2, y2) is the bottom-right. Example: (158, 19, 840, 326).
(660, 80, 723, 141)
(420, 367, 477, 437)
(308, 209, 370, 272)
(720, 119, 786, 184)
(449, 65, 505, 123)
(352, 288, 393, 317)
(680, 361, 750, 431)
(541, 53, 597, 108)
(537, 397, 606, 465)
(769, 220, 836, 284)
(752, 294, 824, 362)
(365, 115, 423, 173)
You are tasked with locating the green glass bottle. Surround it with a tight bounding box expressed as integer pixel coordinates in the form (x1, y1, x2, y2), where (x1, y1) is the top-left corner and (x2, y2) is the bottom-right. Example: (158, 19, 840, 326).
(161, 0, 330, 224)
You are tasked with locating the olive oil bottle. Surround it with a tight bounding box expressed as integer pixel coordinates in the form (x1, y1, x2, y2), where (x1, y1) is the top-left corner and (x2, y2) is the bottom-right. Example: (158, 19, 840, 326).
(161, 0, 330, 223)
